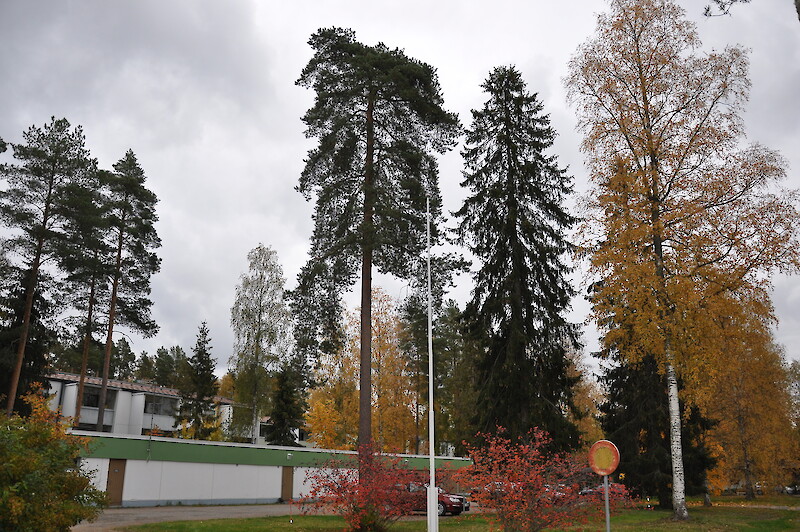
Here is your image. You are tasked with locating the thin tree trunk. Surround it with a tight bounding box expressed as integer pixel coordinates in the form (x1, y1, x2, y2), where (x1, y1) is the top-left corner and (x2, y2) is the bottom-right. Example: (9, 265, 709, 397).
(665, 356, 689, 519)
(649, 157, 689, 520)
(737, 410, 756, 500)
(358, 92, 376, 449)
(97, 227, 124, 431)
(5, 263, 40, 415)
(75, 268, 98, 425)
(5, 176, 53, 415)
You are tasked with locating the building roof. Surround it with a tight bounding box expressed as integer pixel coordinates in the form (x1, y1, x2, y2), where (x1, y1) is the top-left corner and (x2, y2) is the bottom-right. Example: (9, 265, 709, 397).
(48, 372, 235, 404)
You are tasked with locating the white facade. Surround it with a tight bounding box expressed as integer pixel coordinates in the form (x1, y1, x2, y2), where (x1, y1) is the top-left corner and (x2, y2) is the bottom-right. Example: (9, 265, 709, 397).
(47, 373, 197, 436)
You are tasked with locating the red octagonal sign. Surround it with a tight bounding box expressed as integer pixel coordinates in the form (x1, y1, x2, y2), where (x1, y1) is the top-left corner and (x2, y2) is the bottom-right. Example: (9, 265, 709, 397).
(589, 440, 620, 476)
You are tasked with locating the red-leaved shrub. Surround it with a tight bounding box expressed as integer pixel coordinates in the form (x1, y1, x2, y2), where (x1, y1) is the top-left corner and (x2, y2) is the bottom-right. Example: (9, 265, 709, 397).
(300, 442, 421, 531)
(455, 427, 632, 532)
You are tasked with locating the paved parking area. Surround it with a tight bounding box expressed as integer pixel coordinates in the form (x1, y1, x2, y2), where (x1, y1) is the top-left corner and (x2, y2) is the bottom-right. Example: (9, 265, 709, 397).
(72, 503, 302, 531)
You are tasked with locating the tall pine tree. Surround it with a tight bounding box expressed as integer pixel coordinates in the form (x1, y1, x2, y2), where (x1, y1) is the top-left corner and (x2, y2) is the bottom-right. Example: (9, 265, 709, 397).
(0, 118, 95, 414)
(57, 169, 112, 423)
(296, 27, 460, 447)
(96, 150, 160, 430)
(455, 66, 580, 449)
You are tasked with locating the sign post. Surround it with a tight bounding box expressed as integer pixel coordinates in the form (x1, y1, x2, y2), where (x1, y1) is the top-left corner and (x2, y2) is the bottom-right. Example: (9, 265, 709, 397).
(588, 440, 620, 532)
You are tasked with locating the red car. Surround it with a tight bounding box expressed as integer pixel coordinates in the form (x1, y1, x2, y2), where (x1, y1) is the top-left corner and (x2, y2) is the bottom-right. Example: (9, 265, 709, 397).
(410, 483, 470, 516)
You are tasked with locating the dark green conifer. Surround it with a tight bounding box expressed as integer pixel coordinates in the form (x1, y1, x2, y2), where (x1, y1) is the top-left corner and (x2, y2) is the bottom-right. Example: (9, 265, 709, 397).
(0, 118, 95, 414)
(96, 149, 160, 429)
(295, 27, 460, 446)
(176, 323, 218, 440)
(0, 270, 55, 415)
(600, 354, 716, 508)
(455, 66, 580, 449)
(264, 364, 306, 447)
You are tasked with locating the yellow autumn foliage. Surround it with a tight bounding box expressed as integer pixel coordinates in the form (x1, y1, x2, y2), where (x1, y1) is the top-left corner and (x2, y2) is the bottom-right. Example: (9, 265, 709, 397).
(305, 287, 416, 453)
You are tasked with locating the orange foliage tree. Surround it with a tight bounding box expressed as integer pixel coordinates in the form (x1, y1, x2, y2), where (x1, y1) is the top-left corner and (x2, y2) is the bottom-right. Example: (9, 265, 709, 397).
(0, 387, 107, 530)
(700, 295, 798, 498)
(566, 0, 800, 518)
(305, 288, 416, 452)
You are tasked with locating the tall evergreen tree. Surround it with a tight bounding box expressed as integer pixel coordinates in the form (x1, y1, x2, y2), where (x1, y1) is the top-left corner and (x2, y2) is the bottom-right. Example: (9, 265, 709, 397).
(0, 117, 95, 414)
(57, 171, 112, 422)
(96, 150, 160, 430)
(264, 364, 305, 447)
(134, 350, 156, 382)
(455, 66, 580, 449)
(152, 346, 177, 387)
(176, 322, 218, 440)
(296, 27, 460, 447)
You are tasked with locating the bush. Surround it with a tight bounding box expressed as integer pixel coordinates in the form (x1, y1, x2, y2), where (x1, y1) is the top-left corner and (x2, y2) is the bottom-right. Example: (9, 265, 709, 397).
(300, 442, 421, 531)
(455, 427, 631, 532)
(0, 387, 107, 531)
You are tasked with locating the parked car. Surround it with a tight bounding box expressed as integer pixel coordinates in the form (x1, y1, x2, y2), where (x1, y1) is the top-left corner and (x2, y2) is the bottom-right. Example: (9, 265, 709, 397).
(579, 482, 626, 497)
(409, 483, 470, 516)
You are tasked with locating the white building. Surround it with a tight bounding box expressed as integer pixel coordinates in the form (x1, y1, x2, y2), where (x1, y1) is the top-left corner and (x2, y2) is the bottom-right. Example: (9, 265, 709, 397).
(46, 372, 233, 436)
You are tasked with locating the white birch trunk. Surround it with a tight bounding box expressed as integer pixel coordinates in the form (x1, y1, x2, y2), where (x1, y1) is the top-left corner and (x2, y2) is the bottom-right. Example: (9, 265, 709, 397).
(665, 358, 689, 519)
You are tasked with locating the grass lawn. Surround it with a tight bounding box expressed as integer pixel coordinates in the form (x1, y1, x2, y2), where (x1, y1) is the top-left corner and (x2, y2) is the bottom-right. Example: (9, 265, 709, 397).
(123, 504, 799, 531)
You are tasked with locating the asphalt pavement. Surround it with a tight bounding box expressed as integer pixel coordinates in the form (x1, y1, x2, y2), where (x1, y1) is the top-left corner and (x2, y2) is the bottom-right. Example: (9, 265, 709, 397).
(71, 503, 305, 531)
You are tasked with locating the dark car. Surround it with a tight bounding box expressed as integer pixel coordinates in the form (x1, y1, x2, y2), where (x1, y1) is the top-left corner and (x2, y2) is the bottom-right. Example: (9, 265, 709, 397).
(410, 483, 470, 516)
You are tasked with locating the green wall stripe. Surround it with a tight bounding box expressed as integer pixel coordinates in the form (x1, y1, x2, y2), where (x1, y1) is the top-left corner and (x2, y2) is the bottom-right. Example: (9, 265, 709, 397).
(82, 435, 469, 470)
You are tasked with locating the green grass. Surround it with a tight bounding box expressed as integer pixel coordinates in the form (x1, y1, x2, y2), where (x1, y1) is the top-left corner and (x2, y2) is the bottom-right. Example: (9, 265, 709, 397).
(123, 505, 800, 531)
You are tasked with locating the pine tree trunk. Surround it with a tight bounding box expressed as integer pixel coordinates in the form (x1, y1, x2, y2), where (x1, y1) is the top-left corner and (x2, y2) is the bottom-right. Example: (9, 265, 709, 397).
(358, 92, 376, 449)
(97, 227, 124, 432)
(5, 262, 40, 415)
(5, 178, 52, 415)
(75, 268, 98, 425)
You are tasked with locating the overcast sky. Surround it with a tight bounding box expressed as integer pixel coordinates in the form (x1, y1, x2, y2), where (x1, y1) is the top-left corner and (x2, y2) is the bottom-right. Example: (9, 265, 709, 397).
(1, 0, 799, 376)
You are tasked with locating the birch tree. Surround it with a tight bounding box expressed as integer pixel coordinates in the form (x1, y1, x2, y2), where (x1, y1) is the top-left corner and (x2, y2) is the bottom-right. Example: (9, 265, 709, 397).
(566, 0, 800, 519)
(229, 243, 292, 443)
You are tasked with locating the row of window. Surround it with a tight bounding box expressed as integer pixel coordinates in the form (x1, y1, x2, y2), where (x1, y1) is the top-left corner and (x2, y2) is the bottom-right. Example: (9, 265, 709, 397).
(79, 387, 177, 416)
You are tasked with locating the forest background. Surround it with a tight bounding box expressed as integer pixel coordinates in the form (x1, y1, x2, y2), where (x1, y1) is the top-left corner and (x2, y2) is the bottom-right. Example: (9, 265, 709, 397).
(1, 0, 798, 372)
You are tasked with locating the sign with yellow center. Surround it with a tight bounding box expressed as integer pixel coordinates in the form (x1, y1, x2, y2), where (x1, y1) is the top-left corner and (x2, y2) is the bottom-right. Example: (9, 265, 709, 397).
(588, 440, 620, 476)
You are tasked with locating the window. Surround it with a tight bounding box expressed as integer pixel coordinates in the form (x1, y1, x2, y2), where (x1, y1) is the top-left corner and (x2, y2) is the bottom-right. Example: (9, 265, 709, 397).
(82, 387, 116, 409)
(144, 395, 177, 416)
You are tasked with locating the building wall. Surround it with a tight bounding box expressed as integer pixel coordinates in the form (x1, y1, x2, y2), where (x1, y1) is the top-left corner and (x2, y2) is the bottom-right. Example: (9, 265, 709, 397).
(118, 460, 284, 506)
(48, 378, 180, 435)
(78, 433, 470, 508)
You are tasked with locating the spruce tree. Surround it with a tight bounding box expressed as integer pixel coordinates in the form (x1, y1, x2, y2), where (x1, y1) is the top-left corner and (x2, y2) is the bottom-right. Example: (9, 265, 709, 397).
(296, 27, 460, 446)
(264, 364, 305, 447)
(455, 66, 580, 449)
(96, 150, 160, 430)
(176, 322, 218, 440)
